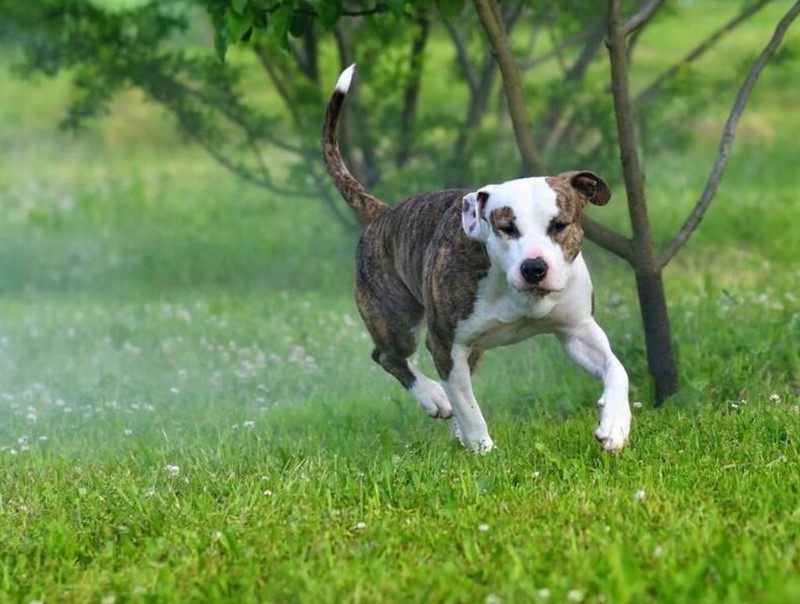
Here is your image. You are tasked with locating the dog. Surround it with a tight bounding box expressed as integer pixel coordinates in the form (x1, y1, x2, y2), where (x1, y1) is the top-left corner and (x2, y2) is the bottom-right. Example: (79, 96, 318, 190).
(322, 65, 631, 453)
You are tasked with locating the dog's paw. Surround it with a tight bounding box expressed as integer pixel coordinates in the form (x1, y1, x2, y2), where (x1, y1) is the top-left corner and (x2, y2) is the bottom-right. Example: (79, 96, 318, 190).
(411, 378, 453, 419)
(472, 436, 495, 455)
(463, 434, 495, 455)
(450, 418, 494, 453)
(594, 399, 631, 452)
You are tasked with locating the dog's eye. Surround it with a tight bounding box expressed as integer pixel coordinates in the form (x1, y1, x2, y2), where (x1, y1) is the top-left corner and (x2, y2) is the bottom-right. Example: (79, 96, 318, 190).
(496, 224, 520, 238)
(548, 220, 569, 236)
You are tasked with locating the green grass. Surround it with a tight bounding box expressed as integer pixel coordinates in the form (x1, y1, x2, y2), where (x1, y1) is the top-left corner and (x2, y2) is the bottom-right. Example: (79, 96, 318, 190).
(2, 2, 800, 602)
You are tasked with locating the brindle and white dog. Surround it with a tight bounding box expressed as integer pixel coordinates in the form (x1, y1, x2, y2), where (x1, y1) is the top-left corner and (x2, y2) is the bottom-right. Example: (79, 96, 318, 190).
(322, 65, 631, 453)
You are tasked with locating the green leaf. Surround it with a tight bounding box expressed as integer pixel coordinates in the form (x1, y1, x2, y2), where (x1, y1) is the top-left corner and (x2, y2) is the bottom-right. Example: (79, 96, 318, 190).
(436, 0, 465, 19)
(270, 3, 294, 50)
(313, 0, 342, 28)
(230, 0, 249, 16)
(226, 8, 253, 42)
(384, 0, 406, 18)
(289, 10, 313, 38)
(252, 8, 268, 29)
(214, 25, 229, 61)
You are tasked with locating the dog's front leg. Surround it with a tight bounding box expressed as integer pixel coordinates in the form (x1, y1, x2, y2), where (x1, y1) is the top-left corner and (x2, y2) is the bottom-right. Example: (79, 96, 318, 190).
(557, 320, 631, 452)
(441, 344, 495, 454)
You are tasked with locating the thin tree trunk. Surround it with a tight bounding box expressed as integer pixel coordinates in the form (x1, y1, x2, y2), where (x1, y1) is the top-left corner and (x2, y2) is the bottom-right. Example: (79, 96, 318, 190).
(607, 0, 677, 404)
(396, 12, 431, 168)
(444, 3, 523, 186)
(473, 0, 547, 176)
(634, 270, 678, 406)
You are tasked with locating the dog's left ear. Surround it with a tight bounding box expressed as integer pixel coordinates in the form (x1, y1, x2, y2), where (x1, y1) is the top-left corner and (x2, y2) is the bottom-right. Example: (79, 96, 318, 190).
(566, 171, 611, 206)
(461, 188, 492, 241)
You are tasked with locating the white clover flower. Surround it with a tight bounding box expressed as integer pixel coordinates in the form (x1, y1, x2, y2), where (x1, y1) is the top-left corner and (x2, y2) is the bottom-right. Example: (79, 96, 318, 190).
(632, 401, 643, 409)
(101, 594, 116, 604)
(170, 387, 180, 395)
(634, 489, 646, 502)
(485, 594, 503, 604)
(567, 589, 584, 602)
(164, 464, 180, 477)
(124, 429, 133, 437)
(478, 523, 490, 532)
(354, 521, 367, 530)
(531, 470, 541, 479)
(769, 393, 781, 403)
(263, 489, 273, 497)
(243, 420, 255, 429)
(537, 588, 551, 599)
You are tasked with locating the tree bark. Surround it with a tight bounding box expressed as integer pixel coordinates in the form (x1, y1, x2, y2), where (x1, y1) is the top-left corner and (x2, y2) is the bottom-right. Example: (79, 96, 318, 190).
(473, 0, 547, 176)
(634, 269, 678, 406)
(607, 0, 677, 404)
(396, 12, 431, 168)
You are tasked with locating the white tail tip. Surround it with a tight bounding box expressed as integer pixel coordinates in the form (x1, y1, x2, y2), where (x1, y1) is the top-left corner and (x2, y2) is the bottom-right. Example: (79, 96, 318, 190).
(336, 64, 356, 93)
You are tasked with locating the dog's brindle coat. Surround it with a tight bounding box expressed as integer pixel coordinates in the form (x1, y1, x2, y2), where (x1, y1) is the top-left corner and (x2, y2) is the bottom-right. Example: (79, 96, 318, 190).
(323, 65, 631, 452)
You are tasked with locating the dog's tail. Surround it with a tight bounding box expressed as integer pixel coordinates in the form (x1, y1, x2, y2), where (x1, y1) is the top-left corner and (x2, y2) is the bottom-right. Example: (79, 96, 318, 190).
(322, 64, 388, 225)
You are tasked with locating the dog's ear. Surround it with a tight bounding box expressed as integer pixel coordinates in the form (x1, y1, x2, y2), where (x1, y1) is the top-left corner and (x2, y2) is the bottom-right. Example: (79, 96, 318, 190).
(461, 188, 492, 241)
(565, 171, 611, 206)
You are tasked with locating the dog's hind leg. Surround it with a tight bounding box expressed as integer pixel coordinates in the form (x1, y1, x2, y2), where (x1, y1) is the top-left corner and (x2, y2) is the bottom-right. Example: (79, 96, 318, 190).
(372, 347, 452, 419)
(357, 288, 452, 419)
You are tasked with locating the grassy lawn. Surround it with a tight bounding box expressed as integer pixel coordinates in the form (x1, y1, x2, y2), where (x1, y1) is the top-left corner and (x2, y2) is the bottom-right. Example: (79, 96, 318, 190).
(2, 2, 800, 602)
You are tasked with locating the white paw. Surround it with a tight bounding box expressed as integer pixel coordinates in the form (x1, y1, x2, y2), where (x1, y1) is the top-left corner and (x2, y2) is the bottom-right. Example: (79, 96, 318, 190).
(464, 434, 495, 455)
(594, 399, 631, 452)
(467, 434, 494, 455)
(411, 378, 452, 419)
(449, 417, 494, 453)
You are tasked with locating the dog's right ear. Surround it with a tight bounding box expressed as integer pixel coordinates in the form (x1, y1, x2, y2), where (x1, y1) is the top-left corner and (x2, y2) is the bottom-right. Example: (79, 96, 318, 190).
(461, 189, 491, 241)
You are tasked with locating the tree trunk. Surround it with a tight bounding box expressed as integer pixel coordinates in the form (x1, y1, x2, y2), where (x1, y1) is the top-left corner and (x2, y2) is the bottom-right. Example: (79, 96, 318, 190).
(473, 0, 547, 176)
(633, 268, 678, 405)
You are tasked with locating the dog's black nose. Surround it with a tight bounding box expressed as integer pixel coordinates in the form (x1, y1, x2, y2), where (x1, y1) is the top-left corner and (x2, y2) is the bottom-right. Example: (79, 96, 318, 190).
(520, 257, 548, 285)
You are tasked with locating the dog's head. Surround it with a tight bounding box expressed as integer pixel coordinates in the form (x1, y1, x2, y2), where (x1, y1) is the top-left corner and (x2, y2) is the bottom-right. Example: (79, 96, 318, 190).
(461, 171, 610, 294)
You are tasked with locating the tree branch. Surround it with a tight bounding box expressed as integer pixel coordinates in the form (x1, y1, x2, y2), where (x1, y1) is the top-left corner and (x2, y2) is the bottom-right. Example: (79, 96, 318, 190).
(635, 0, 773, 105)
(518, 28, 594, 70)
(622, 0, 665, 36)
(582, 215, 634, 261)
(607, 0, 657, 268)
(396, 11, 431, 168)
(260, 3, 390, 18)
(254, 43, 357, 229)
(541, 16, 607, 152)
(445, 3, 524, 185)
(473, 0, 546, 176)
(442, 19, 478, 94)
(658, 0, 800, 269)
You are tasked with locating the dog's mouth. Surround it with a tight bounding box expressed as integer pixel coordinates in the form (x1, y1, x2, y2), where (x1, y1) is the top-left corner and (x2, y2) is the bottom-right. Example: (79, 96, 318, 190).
(517, 284, 560, 296)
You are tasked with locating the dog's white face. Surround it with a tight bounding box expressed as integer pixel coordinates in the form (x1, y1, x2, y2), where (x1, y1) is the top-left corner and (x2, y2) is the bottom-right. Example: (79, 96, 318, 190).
(461, 172, 610, 294)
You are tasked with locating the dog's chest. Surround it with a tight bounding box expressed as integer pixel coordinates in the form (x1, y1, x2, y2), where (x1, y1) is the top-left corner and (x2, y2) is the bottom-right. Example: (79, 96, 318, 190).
(455, 281, 558, 350)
